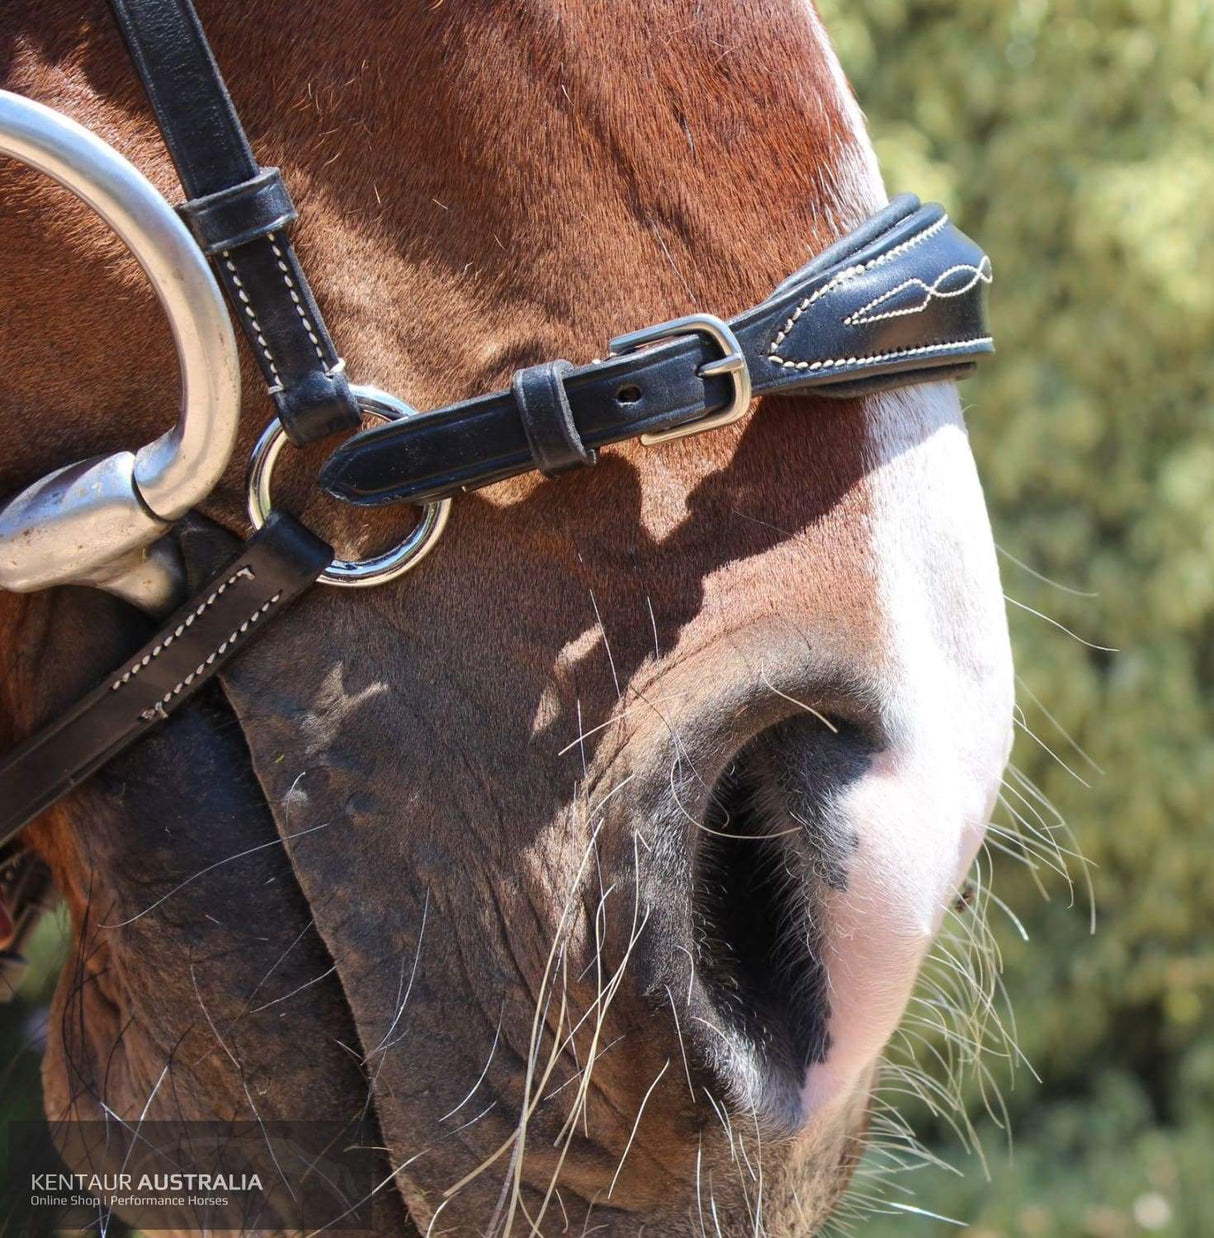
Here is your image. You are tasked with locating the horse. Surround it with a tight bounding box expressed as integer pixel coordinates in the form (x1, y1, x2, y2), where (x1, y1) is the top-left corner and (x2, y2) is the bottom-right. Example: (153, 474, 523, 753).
(0, 0, 1013, 1232)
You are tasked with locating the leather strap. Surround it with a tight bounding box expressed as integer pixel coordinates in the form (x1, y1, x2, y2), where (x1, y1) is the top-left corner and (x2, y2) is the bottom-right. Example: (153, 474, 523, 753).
(321, 196, 994, 506)
(180, 166, 297, 254)
(0, 512, 331, 846)
(106, 0, 360, 445)
(511, 360, 596, 477)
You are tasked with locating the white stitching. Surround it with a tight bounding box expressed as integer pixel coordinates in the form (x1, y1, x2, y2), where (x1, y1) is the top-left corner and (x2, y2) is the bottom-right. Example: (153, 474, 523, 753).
(843, 257, 993, 326)
(222, 251, 281, 383)
(767, 335, 993, 373)
(110, 566, 255, 691)
(136, 592, 283, 723)
(269, 233, 326, 364)
(768, 213, 950, 359)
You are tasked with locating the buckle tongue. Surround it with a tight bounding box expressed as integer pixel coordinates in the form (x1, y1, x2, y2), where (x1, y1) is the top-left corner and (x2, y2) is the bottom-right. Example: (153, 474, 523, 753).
(609, 313, 752, 446)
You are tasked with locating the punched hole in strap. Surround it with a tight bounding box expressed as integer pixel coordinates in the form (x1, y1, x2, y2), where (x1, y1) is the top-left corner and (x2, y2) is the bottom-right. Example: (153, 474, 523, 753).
(511, 360, 597, 477)
(178, 167, 297, 255)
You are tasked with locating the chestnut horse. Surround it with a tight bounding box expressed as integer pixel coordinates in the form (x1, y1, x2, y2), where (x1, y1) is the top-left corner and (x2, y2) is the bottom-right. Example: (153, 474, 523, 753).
(0, 0, 1013, 1232)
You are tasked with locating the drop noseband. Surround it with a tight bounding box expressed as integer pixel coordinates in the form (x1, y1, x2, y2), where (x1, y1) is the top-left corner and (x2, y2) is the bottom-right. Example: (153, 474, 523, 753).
(0, 0, 994, 891)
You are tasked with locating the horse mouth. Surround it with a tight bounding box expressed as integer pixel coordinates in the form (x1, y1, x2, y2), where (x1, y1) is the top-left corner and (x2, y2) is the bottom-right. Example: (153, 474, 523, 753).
(685, 712, 873, 1123)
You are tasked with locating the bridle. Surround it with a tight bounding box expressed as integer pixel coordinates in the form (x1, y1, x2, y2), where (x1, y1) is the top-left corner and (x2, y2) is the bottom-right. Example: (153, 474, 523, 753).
(0, 0, 993, 984)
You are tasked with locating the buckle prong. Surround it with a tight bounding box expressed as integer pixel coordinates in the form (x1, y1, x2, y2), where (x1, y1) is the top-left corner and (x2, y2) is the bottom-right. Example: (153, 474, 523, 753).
(608, 313, 752, 446)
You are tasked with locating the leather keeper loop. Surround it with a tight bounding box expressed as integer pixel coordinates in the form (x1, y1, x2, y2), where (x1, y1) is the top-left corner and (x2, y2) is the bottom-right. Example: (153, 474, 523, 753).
(273, 365, 361, 446)
(179, 167, 296, 254)
(511, 360, 596, 477)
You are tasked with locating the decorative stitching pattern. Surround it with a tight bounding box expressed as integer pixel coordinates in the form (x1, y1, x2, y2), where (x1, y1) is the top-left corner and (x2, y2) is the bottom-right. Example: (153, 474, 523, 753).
(768, 213, 950, 361)
(767, 335, 993, 373)
(843, 257, 993, 326)
(269, 234, 326, 364)
(222, 252, 280, 384)
(110, 565, 255, 691)
(136, 591, 283, 722)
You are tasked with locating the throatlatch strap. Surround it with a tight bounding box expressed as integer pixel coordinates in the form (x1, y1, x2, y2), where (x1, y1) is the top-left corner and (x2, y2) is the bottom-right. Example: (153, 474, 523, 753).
(0, 512, 332, 846)
(106, 0, 360, 444)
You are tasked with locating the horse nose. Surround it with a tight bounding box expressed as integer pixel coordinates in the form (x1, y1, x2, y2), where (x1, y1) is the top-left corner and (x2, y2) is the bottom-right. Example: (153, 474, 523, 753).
(600, 647, 1004, 1134)
(686, 711, 885, 1125)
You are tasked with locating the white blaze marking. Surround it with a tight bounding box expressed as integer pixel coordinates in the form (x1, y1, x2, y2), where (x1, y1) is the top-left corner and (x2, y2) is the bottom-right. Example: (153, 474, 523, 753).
(803, 384, 1014, 1115)
(784, 3, 1013, 1119)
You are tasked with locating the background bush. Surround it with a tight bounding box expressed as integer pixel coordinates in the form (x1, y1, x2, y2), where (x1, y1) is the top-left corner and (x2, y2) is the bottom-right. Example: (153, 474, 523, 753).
(814, 0, 1214, 1233)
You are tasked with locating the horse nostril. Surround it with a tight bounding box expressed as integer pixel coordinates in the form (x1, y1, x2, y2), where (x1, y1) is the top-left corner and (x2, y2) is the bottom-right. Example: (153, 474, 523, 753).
(694, 763, 830, 1079)
(690, 714, 875, 1089)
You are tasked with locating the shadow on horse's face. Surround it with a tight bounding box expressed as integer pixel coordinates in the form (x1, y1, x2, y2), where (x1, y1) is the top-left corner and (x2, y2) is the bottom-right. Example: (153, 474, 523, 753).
(33, 388, 1012, 1233)
(3, 0, 1014, 1231)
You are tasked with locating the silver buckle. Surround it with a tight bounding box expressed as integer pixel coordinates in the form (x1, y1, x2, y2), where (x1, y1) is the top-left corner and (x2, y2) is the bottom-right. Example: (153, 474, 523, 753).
(608, 313, 752, 446)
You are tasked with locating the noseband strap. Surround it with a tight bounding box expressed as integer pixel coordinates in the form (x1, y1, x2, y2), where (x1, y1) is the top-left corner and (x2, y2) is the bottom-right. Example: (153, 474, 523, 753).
(320, 195, 993, 506)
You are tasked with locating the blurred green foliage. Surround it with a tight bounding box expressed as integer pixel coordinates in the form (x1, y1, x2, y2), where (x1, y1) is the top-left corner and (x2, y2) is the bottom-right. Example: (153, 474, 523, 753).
(0, 912, 68, 1141)
(815, 0, 1214, 1233)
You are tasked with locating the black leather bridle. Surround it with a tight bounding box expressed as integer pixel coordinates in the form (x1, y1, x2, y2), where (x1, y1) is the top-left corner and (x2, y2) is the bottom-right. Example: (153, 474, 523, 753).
(0, 0, 994, 976)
